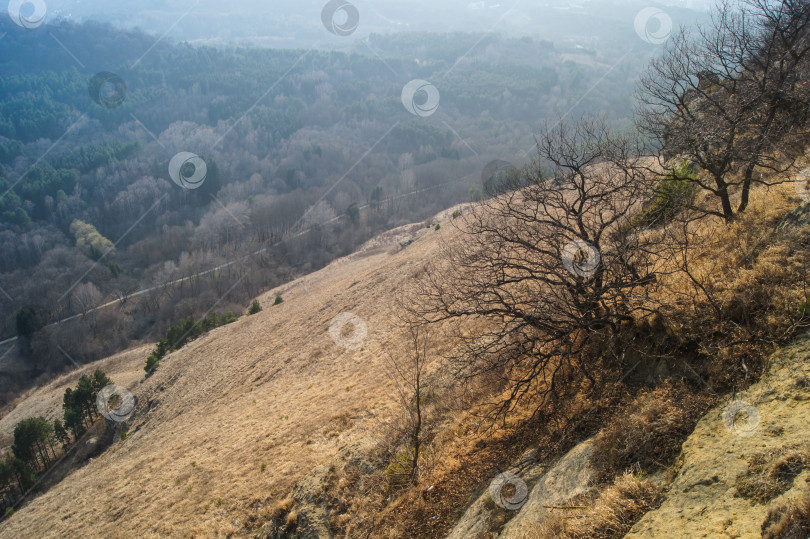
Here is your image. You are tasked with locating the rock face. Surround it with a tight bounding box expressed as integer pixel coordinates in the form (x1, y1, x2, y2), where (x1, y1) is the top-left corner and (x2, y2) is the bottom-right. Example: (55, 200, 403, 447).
(446, 439, 595, 539)
(499, 440, 594, 537)
(447, 335, 810, 539)
(627, 336, 810, 538)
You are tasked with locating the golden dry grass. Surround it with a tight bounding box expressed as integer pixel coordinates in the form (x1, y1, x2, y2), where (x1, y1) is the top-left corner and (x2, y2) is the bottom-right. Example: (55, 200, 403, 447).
(735, 446, 809, 504)
(0, 216, 463, 538)
(590, 383, 714, 482)
(534, 472, 662, 539)
(1, 174, 808, 538)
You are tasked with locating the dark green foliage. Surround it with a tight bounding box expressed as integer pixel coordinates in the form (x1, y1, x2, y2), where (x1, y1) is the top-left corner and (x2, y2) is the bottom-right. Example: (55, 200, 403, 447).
(144, 312, 238, 371)
(0, 139, 24, 164)
(248, 300, 262, 315)
(0, 17, 649, 384)
(345, 202, 360, 224)
(391, 121, 453, 152)
(0, 369, 114, 512)
(9, 164, 79, 221)
(0, 453, 35, 506)
(638, 162, 697, 228)
(14, 308, 43, 340)
(61, 369, 111, 438)
(52, 419, 70, 451)
(273, 295, 284, 306)
(12, 417, 55, 471)
(50, 141, 139, 174)
(144, 354, 160, 373)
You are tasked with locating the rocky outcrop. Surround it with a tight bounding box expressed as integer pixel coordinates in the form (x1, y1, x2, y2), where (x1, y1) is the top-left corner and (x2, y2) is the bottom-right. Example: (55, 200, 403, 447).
(447, 439, 595, 539)
(627, 336, 810, 538)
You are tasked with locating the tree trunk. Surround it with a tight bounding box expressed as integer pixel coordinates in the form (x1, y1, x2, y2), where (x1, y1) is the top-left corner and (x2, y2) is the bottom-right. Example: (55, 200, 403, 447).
(410, 366, 422, 485)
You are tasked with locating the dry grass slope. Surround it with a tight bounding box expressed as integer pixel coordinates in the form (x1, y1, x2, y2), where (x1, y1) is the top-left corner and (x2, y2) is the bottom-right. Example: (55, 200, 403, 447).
(0, 217, 458, 537)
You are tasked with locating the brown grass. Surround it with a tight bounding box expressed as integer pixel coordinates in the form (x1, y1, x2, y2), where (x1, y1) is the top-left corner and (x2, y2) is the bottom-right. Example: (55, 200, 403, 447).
(762, 492, 810, 539)
(2, 177, 808, 538)
(0, 220, 456, 538)
(535, 472, 663, 539)
(735, 447, 809, 504)
(590, 383, 715, 483)
(652, 183, 810, 391)
(0, 344, 151, 448)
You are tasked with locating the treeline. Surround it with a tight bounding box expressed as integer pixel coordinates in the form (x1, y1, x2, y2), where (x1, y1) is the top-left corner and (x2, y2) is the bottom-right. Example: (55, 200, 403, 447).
(145, 312, 238, 373)
(0, 370, 113, 514)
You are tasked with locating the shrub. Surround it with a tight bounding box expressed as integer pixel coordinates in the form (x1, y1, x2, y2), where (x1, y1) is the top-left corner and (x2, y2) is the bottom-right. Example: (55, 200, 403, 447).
(248, 299, 262, 315)
(452, 210, 461, 219)
(144, 354, 159, 373)
(434, 224, 440, 230)
(4, 507, 14, 518)
(736, 447, 808, 504)
(144, 311, 238, 371)
(15, 307, 44, 340)
(636, 162, 697, 228)
(273, 295, 283, 305)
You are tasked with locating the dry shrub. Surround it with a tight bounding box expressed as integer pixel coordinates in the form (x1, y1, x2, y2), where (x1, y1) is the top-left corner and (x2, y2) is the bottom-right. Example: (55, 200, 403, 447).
(590, 383, 714, 482)
(259, 498, 298, 538)
(735, 447, 809, 504)
(658, 188, 810, 391)
(762, 493, 810, 539)
(535, 472, 662, 539)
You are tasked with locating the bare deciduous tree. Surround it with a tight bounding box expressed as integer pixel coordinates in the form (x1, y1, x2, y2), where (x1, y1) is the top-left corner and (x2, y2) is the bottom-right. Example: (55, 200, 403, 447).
(408, 117, 661, 422)
(385, 326, 430, 486)
(637, 0, 810, 221)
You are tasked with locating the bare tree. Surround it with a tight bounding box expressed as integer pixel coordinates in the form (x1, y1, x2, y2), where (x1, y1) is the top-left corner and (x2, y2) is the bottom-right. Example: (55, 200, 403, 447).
(72, 282, 102, 318)
(637, 0, 810, 221)
(384, 326, 430, 486)
(408, 117, 661, 422)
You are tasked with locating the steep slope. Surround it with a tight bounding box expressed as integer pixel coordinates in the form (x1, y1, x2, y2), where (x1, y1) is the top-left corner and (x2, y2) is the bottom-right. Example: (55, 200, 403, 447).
(626, 335, 810, 538)
(0, 344, 151, 447)
(0, 210, 462, 537)
(435, 333, 810, 539)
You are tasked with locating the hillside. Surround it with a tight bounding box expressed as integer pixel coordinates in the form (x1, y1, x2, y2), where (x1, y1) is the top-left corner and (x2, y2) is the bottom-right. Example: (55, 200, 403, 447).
(2, 186, 809, 538)
(0, 209, 461, 537)
(626, 335, 810, 538)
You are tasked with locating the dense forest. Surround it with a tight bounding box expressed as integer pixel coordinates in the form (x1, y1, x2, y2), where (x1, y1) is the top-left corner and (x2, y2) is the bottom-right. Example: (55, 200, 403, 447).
(0, 17, 657, 400)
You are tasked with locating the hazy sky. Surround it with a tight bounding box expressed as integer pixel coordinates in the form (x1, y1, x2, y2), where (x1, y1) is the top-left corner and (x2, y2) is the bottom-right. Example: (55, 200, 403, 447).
(12, 0, 712, 47)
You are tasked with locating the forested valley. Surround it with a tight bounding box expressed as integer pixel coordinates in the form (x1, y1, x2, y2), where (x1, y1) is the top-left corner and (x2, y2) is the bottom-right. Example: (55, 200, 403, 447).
(1, 16, 652, 403)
